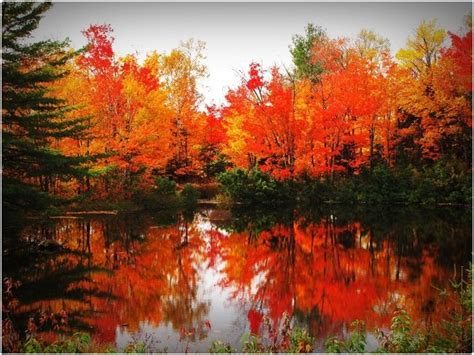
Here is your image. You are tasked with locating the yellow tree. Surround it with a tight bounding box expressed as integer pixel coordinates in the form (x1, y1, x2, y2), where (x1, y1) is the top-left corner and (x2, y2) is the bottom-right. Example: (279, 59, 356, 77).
(396, 19, 446, 76)
(396, 19, 470, 162)
(158, 39, 208, 178)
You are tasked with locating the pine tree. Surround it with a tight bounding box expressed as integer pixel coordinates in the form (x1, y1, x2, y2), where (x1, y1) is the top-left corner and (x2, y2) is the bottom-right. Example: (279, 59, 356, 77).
(2, 1, 91, 217)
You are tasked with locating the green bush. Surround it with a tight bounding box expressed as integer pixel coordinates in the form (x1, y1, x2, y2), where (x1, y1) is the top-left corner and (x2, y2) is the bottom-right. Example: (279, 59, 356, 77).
(288, 327, 314, 353)
(180, 183, 200, 210)
(209, 340, 235, 353)
(23, 332, 93, 353)
(218, 168, 296, 207)
(378, 310, 425, 352)
(155, 177, 177, 196)
(325, 320, 367, 353)
(195, 182, 221, 200)
(298, 161, 471, 206)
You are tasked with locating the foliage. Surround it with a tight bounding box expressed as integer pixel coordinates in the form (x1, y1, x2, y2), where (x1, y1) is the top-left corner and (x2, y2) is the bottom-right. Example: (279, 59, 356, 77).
(426, 265, 473, 353)
(287, 327, 314, 353)
(179, 184, 200, 209)
(219, 19, 470, 202)
(209, 328, 314, 353)
(23, 332, 92, 353)
(325, 320, 367, 353)
(299, 162, 471, 206)
(241, 333, 264, 353)
(236, 326, 313, 353)
(209, 341, 235, 353)
(123, 341, 147, 353)
(3, 2, 470, 212)
(396, 19, 446, 75)
(375, 310, 425, 353)
(218, 168, 296, 207)
(155, 177, 177, 196)
(219, 162, 470, 206)
(290, 23, 327, 82)
(199, 145, 231, 178)
(194, 182, 221, 200)
(2, 278, 22, 352)
(2, 2, 92, 218)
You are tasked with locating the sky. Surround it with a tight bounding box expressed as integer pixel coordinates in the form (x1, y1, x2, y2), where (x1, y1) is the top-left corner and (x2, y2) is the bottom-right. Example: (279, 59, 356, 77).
(32, 2, 471, 106)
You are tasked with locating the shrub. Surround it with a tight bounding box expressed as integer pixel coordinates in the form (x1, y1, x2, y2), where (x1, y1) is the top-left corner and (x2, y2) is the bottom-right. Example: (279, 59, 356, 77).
(179, 184, 199, 219)
(377, 310, 425, 352)
(209, 340, 235, 353)
(218, 168, 296, 207)
(155, 177, 177, 196)
(325, 320, 367, 353)
(195, 182, 221, 200)
(288, 327, 314, 353)
(23, 332, 93, 353)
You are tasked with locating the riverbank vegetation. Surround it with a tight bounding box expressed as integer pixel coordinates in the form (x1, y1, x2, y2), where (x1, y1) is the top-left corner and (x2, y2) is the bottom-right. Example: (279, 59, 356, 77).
(2, 2, 472, 224)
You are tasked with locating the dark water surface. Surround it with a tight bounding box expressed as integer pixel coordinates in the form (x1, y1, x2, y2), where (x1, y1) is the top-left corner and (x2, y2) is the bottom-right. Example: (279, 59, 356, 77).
(3, 206, 472, 352)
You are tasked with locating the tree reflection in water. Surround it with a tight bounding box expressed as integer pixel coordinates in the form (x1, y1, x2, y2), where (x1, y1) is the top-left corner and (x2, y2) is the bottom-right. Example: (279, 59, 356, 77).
(3, 206, 471, 351)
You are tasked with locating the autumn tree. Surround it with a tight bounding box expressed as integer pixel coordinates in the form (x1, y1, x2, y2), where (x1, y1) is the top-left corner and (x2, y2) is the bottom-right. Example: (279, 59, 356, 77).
(222, 63, 301, 179)
(396, 19, 446, 76)
(353, 30, 395, 169)
(396, 19, 471, 164)
(198, 105, 229, 178)
(224, 28, 394, 180)
(158, 39, 208, 179)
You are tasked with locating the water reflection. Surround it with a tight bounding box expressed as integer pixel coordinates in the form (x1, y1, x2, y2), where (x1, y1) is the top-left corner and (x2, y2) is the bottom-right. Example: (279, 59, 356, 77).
(3, 206, 471, 351)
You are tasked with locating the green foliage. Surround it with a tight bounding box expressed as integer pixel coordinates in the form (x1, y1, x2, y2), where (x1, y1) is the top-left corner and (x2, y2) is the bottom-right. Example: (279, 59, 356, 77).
(377, 310, 425, 352)
(211, 327, 313, 353)
(23, 337, 43, 353)
(23, 332, 92, 353)
(128, 177, 179, 211)
(427, 265, 473, 353)
(324, 321, 367, 353)
(324, 337, 346, 353)
(2, 2, 92, 216)
(155, 177, 177, 196)
(288, 327, 314, 353)
(180, 184, 200, 208)
(290, 23, 327, 82)
(415, 158, 472, 205)
(218, 168, 296, 207)
(195, 182, 221, 200)
(300, 161, 471, 206)
(124, 341, 147, 353)
(209, 340, 235, 353)
(219, 160, 470, 207)
(241, 333, 263, 353)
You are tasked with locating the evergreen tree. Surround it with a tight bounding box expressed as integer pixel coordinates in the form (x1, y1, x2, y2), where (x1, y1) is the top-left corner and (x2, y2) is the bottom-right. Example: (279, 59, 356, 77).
(2, 1, 91, 219)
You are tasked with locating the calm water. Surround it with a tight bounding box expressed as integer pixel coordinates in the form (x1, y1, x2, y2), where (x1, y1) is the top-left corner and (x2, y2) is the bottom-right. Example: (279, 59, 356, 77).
(3, 206, 472, 352)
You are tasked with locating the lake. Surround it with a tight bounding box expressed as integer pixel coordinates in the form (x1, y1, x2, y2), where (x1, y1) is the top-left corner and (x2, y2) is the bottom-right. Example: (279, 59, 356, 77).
(3, 205, 471, 352)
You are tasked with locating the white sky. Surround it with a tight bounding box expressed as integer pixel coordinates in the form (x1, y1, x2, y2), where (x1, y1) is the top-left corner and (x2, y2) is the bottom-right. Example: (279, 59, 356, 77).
(32, 2, 471, 106)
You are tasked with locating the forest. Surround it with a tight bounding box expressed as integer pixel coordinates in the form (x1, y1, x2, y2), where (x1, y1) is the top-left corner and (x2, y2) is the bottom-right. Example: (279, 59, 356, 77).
(3, 2, 472, 221)
(2, 2, 472, 354)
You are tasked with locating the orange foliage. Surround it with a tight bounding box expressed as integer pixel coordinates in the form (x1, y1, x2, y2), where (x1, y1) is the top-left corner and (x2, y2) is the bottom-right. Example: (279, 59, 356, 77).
(48, 20, 471, 194)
